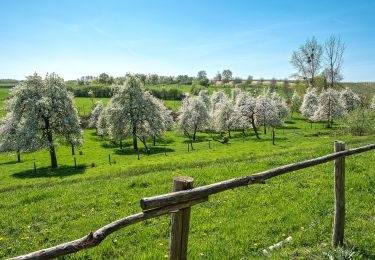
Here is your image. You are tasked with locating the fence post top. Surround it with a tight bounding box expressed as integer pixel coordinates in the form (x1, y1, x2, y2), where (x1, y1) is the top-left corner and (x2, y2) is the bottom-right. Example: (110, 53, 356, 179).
(173, 176, 194, 183)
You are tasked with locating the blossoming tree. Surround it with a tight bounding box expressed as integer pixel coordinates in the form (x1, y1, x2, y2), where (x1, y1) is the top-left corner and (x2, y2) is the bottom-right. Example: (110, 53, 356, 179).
(2, 73, 82, 168)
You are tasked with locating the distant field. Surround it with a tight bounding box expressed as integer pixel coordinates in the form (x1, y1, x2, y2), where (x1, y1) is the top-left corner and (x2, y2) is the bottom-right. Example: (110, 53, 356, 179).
(0, 88, 11, 117)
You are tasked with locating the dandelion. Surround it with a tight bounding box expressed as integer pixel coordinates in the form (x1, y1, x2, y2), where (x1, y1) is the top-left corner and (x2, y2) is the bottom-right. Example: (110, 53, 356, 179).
(199, 253, 205, 256)
(253, 243, 258, 246)
(164, 254, 168, 258)
(0, 237, 3, 241)
(20, 236, 29, 240)
(300, 226, 304, 230)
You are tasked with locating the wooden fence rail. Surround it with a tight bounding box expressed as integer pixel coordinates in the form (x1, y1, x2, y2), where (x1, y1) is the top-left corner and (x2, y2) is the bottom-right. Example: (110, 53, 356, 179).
(10, 141, 375, 260)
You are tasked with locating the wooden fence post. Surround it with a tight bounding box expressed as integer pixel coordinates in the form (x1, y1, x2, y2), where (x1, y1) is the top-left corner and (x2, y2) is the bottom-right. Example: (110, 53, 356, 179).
(332, 141, 345, 247)
(170, 176, 194, 260)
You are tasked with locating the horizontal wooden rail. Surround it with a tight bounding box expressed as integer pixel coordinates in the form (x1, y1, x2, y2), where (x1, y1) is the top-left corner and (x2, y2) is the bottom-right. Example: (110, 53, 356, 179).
(140, 143, 375, 210)
(10, 197, 207, 260)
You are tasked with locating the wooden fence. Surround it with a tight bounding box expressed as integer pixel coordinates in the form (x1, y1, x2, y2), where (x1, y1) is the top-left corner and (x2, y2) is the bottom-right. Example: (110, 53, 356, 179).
(10, 141, 375, 260)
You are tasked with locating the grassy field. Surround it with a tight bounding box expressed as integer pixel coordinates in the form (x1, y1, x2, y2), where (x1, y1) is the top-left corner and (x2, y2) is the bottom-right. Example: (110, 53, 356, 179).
(0, 113, 375, 259)
(0, 84, 375, 259)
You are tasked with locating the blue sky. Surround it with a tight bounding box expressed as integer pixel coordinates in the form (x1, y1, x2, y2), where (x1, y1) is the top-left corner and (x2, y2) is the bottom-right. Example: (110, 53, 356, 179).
(1, 0, 375, 81)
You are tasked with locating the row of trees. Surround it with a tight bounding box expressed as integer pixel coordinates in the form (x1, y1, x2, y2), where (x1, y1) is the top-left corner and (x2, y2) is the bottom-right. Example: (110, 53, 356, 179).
(291, 87, 362, 128)
(78, 73, 195, 86)
(178, 88, 289, 144)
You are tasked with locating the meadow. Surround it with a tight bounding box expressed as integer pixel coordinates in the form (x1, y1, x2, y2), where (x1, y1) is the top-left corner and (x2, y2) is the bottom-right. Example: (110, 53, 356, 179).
(1, 112, 375, 259)
(0, 85, 375, 259)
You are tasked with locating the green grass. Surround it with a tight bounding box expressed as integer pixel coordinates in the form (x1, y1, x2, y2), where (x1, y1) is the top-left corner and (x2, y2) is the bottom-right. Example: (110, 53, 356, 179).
(74, 97, 110, 116)
(163, 100, 181, 111)
(0, 88, 11, 117)
(0, 115, 375, 259)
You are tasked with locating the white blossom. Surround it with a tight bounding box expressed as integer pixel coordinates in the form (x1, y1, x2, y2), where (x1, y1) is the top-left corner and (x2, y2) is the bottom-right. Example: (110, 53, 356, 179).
(106, 75, 169, 152)
(213, 98, 237, 137)
(234, 92, 259, 138)
(290, 91, 302, 115)
(89, 101, 104, 129)
(3, 73, 82, 168)
(340, 87, 360, 112)
(178, 96, 209, 141)
(300, 87, 319, 118)
(312, 88, 344, 127)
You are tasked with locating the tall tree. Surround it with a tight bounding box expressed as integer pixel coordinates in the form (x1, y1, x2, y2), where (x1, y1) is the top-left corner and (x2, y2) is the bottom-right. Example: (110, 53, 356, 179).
(197, 70, 207, 80)
(178, 96, 209, 141)
(300, 87, 319, 118)
(4, 73, 82, 168)
(213, 99, 236, 138)
(106, 75, 169, 152)
(324, 35, 345, 88)
(312, 88, 344, 128)
(222, 69, 233, 83)
(0, 112, 27, 162)
(291, 37, 323, 88)
(290, 91, 302, 117)
(213, 71, 222, 81)
(340, 88, 360, 113)
(234, 92, 259, 139)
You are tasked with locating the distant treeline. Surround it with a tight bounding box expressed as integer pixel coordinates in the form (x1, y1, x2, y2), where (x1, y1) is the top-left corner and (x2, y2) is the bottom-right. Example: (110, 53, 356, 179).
(67, 84, 113, 98)
(67, 83, 185, 100)
(0, 79, 18, 88)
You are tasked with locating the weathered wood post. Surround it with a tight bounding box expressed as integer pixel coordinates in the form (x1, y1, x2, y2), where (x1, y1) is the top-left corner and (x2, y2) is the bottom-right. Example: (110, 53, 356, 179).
(169, 176, 194, 260)
(332, 141, 345, 247)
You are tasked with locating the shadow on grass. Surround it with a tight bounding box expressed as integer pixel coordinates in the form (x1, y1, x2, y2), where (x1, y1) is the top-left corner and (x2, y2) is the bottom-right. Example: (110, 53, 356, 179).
(0, 160, 21, 166)
(13, 165, 86, 179)
(114, 147, 175, 155)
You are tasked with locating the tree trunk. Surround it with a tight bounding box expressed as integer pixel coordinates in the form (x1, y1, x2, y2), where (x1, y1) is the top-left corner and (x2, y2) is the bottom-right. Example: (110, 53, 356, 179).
(272, 128, 275, 145)
(132, 126, 138, 150)
(193, 125, 197, 141)
(120, 140, 123, 149)
(251, 115, 260, 139)
(138, 137, 150, 155)
(45, 118, 57, 168)
(264, 124, 266, 134)
(228, 130, 231, 138)
(48, 133, 57, 168)
(17, 150, 21, 162)
(71, 144, 75, 155)
(153, 136, 156, 146)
